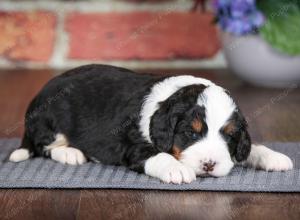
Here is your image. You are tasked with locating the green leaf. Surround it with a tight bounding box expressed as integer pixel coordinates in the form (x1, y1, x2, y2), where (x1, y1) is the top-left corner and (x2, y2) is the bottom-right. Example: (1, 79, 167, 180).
(257, 0, 300, 56)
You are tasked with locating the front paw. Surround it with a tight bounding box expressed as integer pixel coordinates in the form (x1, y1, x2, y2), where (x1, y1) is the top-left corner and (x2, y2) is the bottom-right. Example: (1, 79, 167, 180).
(159, 161, 196, 184)
(258, 151, 293, 171)
(145, 153, 196, 184)
(51, 147, 87, 165)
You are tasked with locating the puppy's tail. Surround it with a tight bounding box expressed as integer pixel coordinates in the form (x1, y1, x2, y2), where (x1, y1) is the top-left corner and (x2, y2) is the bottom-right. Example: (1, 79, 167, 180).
(9, 134, 34, 162)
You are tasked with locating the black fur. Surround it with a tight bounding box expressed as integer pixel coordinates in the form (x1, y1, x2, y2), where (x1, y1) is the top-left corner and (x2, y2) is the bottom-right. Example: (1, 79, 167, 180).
(221, 110, 251, 162)
(150, 85, 207, 152)
(173, 105, 208, 151)
(18, 64, 251, 174)
(22, 65, 165, 172)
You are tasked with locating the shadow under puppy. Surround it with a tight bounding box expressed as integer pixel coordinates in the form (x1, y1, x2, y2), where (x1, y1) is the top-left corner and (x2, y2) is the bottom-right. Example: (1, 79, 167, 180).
(9, 64, 293, 184)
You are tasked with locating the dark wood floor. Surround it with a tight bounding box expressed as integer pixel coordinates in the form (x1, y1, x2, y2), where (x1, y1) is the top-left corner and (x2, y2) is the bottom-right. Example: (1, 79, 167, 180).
(0, 69, 299, 220)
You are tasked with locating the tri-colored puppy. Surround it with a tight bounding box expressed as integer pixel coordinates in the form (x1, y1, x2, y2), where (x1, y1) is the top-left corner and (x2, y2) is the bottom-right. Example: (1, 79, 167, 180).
(9, 65, 293, 184)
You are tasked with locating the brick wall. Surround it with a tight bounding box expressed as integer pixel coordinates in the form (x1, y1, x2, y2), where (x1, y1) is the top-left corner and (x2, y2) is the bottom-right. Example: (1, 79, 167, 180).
(0, 0, 225, 69)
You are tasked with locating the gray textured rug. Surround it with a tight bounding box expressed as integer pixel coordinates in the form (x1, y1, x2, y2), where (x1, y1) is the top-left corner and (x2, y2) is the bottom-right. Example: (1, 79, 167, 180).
(0, 139, 299, 191)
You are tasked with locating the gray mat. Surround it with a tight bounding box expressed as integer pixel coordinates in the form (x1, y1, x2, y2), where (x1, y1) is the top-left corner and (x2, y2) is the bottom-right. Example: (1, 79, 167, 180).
(0, 139, 299, 192)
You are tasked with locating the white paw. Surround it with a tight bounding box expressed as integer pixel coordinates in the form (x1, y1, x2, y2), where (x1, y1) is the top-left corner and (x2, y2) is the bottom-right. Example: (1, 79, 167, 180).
(51, 147, 87, 165)
(145, 153, 196, 184)
(9, 149, 30, 162)
(159, 161, 196, 184)
(258, 151, 293, 171)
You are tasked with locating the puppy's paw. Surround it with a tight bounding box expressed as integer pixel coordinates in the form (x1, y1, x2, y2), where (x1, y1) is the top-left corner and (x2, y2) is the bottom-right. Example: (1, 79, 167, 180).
(247, 144, 293, 172)
(145, 153, 196, 184)
(159, 161, 196, 184)
(51, 147, 87, 165)
(9, 149, 30, 162)
(259, 151, 293, 171)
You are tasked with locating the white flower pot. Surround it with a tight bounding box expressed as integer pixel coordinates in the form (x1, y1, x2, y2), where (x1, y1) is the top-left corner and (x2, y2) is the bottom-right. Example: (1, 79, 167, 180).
(221, 32, 300, 88)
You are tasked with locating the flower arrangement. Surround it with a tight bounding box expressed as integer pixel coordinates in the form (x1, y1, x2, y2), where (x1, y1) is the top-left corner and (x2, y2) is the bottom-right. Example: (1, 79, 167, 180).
(213, 0, 300, 56)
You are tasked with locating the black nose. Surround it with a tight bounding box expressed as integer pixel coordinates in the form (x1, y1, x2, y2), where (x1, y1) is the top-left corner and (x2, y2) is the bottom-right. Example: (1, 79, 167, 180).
(203, 161, 216, 172)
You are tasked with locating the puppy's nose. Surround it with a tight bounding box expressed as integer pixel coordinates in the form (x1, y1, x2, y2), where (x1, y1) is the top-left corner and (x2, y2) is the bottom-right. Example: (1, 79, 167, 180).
(203, 161, 216, 172)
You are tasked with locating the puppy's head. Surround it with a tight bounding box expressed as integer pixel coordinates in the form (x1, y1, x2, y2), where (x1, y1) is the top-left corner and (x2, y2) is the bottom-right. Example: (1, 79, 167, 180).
(149, 84, 251, 177)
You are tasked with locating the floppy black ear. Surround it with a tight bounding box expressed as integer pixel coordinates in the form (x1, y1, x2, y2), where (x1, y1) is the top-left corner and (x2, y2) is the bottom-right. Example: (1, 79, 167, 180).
(149, 97, 181, 152)
(149, 84, 207, 152)
(235, 128, 251, 162)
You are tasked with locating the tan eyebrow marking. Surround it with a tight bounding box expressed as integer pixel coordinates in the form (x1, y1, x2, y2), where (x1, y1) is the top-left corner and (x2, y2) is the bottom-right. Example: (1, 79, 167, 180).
(172, 145, 182, 160)
(192, 119, 202, 133)
(224, 122, 236, 135)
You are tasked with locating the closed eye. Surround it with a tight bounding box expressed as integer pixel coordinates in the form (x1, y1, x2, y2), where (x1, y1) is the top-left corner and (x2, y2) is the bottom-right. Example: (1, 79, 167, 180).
(224, 131, 235, 138)
(223, 122, 236, 137)
(223, 131, 239, 142)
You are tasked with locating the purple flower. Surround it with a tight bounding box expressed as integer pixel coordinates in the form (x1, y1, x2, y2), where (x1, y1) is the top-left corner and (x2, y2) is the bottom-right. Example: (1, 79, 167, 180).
(213, 0, 265, 35)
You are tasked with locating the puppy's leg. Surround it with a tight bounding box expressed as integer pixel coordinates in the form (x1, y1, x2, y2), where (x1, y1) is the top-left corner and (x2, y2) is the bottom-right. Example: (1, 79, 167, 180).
(145, 153, 196, 184)
(245, 144, 293, 171)
(46, 133, 87, 165)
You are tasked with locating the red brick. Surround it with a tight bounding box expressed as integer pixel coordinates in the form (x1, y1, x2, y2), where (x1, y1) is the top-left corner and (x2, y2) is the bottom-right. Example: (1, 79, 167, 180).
(66, 11, 220, 60)
(0, 11, 56, 62)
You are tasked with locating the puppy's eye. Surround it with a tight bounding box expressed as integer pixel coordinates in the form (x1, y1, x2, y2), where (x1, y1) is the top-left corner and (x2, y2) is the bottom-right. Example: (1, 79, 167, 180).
(190, 132, 199, 140)
(191, 132, 198, 140)
(185, 131, 199, 140)
(223, 122, 236, 137)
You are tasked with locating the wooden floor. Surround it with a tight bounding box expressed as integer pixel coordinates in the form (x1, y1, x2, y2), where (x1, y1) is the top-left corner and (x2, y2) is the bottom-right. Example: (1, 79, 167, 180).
(0, 69, 299, 220)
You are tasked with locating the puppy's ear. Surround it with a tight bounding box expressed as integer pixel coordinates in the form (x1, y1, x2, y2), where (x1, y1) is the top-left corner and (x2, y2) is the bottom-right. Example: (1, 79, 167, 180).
(150, 84, 207, 152)
(150, 97, 180, 152)
(235, 128, 251, 162)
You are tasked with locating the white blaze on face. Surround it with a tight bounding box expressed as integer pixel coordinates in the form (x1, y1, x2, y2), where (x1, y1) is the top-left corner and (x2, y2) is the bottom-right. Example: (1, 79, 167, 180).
(180, 86, 237, 177)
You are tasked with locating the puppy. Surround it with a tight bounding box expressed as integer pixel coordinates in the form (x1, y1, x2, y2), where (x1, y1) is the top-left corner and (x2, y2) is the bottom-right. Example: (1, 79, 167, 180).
(9, 64, 293, 184)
